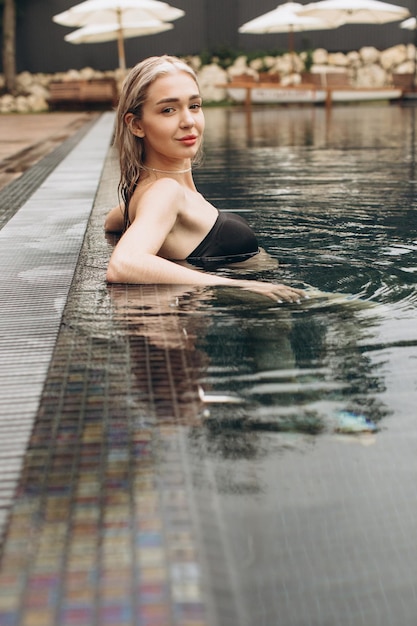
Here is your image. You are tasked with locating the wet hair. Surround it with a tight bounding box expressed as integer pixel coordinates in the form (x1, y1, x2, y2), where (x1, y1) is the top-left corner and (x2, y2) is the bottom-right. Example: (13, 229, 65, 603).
(114, 55, 201, 232)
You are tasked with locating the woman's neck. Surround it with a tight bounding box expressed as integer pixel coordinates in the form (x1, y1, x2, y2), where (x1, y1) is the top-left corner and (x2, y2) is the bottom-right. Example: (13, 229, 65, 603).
(141, 161, 196, 190)
(142, 164, 192, 175)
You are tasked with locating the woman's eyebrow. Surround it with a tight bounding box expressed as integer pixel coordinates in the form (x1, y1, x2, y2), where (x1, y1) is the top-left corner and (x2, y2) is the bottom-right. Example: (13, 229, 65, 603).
(155, 94, 201, 105)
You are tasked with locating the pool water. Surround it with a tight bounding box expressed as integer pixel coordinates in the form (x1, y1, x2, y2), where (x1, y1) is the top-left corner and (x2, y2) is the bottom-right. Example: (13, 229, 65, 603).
(2, 105, 417, 626)
(194, 104, 416, 423)
(185, 104, 417, 624)
(106, 104, 417, 624)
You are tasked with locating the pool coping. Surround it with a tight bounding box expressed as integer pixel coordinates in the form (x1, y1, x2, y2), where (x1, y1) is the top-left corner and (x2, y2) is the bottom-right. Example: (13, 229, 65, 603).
(0, 112, 115, 539)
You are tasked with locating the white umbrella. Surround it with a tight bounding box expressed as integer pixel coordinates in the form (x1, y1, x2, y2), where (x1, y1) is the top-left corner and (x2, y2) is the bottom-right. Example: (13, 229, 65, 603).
(64, 20, 173, 68)
(53, 0, 184, 69)
(400, 16, 416, 29)
(298, 0, 410, 25)
(239, 2, 339, 54)
(65, 20, 173, 43)
(239, 2, 339, 35)
(53, 0, 184, 27)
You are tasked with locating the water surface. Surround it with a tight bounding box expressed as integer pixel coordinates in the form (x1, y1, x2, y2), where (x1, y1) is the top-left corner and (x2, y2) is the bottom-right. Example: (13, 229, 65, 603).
(180, 104, 417, 625)
(4, 104, 416, 626)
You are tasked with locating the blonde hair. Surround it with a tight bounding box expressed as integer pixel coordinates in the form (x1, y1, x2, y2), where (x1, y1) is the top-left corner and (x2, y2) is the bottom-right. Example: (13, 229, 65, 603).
(114, 55, 201, 231)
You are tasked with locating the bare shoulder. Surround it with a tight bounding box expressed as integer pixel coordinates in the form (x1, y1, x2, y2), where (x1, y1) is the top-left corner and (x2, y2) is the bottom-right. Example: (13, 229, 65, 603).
(127, 177, 186, 228)
(131, 177, 185, 217)
(140, 177, 185, 202)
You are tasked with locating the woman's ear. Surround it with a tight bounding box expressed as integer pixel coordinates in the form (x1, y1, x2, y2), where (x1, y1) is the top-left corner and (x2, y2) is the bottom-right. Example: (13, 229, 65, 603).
(124, 112, 145, 138)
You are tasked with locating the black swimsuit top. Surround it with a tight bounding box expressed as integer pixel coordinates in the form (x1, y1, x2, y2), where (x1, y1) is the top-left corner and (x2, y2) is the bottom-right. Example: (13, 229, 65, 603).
(186, 211, 259, 268)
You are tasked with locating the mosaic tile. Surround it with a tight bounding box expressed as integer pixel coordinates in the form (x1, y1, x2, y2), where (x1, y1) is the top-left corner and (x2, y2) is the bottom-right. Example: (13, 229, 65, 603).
(0, 592, 20, 612)
(59, 607, 95, 626)
(0, 128, 212, 626)
(21, 608, 56, 626)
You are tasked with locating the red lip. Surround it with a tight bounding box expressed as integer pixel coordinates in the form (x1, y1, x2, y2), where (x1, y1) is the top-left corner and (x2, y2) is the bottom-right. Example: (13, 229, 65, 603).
(178, 135, 198, 143)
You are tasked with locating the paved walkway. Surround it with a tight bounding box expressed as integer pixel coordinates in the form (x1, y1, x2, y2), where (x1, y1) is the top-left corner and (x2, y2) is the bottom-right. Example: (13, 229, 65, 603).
(0, 112, 97, 191)
(0, 112, 115, 541)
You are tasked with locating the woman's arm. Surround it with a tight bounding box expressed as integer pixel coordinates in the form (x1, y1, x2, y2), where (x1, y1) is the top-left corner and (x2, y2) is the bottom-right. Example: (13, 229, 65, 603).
(104, 203, 124, 233)
(107, 179, 224, 284)
(106, 180, 305, 303)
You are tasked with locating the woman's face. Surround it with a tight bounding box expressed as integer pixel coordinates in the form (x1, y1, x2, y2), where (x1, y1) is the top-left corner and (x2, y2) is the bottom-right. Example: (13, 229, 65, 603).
(130, 70, 205, 167)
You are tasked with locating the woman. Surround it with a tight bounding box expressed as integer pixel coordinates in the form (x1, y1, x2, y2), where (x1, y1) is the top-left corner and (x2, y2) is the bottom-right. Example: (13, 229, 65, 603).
(105, 55, 305, 303)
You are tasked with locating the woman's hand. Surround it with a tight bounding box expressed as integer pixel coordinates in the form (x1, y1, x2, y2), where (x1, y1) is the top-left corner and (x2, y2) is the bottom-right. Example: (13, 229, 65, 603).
(236, 280, 306, 303)
(104, 203, 124, 233)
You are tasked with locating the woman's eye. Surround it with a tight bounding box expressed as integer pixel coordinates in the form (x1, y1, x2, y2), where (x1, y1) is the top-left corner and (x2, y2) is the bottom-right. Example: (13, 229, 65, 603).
(162, 107, 175, 114)
(190, 103, 202, 110)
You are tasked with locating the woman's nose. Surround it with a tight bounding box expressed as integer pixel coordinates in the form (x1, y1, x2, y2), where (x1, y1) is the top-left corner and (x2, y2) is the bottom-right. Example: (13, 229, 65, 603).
(180, 108, 194, 127)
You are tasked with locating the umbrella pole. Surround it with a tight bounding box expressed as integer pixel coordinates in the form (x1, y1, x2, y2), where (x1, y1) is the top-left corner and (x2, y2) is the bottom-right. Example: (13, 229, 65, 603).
(116, 9, 126, 71)
(289, 25, 295, 72)
(117, 29, 126, 70)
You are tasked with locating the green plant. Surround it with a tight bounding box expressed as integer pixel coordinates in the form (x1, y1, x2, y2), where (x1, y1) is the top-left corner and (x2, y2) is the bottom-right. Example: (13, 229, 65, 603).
(198, 46, 243, 69)
(245, 49, 284, 64)
(198, 49, 213, 67)
(197, 47, 285, 70)
(303, 49, 314, 73)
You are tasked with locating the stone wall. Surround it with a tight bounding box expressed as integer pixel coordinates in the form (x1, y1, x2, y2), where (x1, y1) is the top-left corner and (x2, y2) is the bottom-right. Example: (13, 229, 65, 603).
(0, 44, 415, 113)
(196, 43, 417, 102)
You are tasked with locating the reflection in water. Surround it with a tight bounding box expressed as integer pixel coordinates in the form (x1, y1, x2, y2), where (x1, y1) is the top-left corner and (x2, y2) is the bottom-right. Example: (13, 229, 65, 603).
(107, 283, 387, 472)
(108, 284, 210, 424)
(190, 293, 386, 477)
(81, 249, 387, 510)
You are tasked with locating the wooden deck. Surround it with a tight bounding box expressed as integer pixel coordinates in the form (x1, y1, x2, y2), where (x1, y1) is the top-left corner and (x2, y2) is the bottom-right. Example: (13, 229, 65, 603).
(48, 78, 119, 109)
(219, 71, 405, 108)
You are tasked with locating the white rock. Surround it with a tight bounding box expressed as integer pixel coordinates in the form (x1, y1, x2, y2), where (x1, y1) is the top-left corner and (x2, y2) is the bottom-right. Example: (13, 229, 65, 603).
(380, 45, 408, 71)
(27, 94, 49, 112)
(15, 95, 30, 113)
(230, 62, 257, 78)
(346, 50, 361, 68)
(79, 67, 97, 80)
(262, 55, 278, 69)
(233, 55, 250, 69)
(64, 69, 82, 81)
(311, 64, 330, 74)
(406, 44, 416, 62)
(268, 57, 284, 74)
(328, 52, 349, 67)
(0, 94, 16, 113)
(274, 54, 295, 75)
(36, 73, 52, 87)
(312, 48, 328, 65)
(248, 57, 264, 71)
(26, 83, 50, 99)
(16, 71, 34, 90)
(394, 61, 415, 74)
(185, 55, 202, 71)
(197, 64, 228, 102)
(281, 73, 301, 86)
(359, 46, 380, 65)
(355, 63, 387, 87)
(113, 67, 128, 83)
(51, 72, 68, 82)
